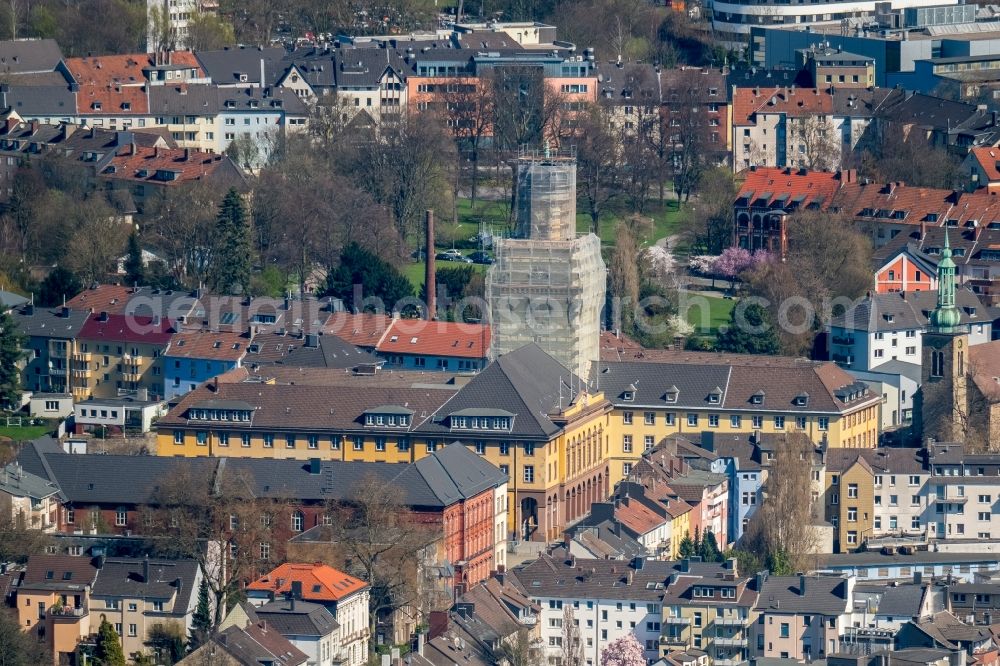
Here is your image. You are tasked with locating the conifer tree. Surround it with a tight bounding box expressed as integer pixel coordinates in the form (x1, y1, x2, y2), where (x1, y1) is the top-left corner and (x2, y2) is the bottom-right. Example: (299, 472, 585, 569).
(95, 618, 126, 666)
(124, 230, 144, 286)
(188, 580, 212, 652)
(0, 312, 25, 409)
(209, 189, 253, 295)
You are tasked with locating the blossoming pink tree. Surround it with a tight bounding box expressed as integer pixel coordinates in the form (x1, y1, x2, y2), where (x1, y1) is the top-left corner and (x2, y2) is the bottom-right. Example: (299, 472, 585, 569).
(599, 634, 646, 666)
(713, 247, 771, 291)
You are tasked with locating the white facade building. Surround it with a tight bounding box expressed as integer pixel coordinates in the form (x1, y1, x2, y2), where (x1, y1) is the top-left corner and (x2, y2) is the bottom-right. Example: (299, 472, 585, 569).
(828, 288, 992, 373)
(712, 0, 958, 46)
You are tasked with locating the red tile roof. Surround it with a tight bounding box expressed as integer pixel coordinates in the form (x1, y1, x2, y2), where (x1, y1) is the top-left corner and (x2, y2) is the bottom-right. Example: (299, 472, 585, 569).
(614, 499, 666, 536)
(321, 312, 391, 348)
(377, 319, 490, 359)
(970, 147, 1000, 183)
(834, 181, 957, 227)
(164, 330, 249, 361)
(78, 312, 175, 345)
(247, 562, 368, 602)
(732, 86, 832, 125)
(736, 166, 843, 209)
(65, 285, 132, 314)
(65, 52, 204, 116)
(103, 144, 235, 185)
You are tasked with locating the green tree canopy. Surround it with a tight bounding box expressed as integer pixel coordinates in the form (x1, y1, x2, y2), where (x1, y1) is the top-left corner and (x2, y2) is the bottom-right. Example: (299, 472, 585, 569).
(323, 242, 413, 311)
(123, 229, 144, 287)
(95, 618, 126, 666)
(188, 580, 212, 653)
(0, 311, 25, 409)
(37, 266, 83, 308)
(209, 189, 253, 295)
(716, 302, 781, 355)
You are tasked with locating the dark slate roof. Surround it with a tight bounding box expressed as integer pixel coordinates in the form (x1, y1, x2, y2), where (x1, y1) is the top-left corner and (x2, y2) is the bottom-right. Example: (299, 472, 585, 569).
(158, 381, 453, 432)
(194, 46, 288, 86)
(830, 288, 988, 332)
(148, 84, 308, 116)
(9, 305, 90, 339)
(92, 558, 200, 609)
(418, 343, 587, 440)
(409, 441, 509, 505)
(19, 439, 504, 510)
(6, 84, 76, 116)
(255, 598, 338, 637)
(223, 442, 506, 508)
(877, 584, 927, 617)
(756, 575, 851, 614)
(0, 39, 63, 74)
(596, 360, 732, 409)
(248, 331, 379, 369)
(23, 554, 99, 589)
(333, 47, 415, 88)
(509, 552, 677, 601)
(595, 356, 876, 415)
(17, 442, 218, 504)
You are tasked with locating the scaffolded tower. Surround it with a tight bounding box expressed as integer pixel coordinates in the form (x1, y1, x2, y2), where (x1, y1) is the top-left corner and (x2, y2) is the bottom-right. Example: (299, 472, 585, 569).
(487, 148, 606, 379)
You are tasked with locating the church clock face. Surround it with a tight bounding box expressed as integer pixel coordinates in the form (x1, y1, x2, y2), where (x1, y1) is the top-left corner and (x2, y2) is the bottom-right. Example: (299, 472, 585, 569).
(957, 339, 964, 349)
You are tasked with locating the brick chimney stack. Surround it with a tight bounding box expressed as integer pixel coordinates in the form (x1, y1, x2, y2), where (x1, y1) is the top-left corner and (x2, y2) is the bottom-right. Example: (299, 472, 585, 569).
(425, 210, 436, 320)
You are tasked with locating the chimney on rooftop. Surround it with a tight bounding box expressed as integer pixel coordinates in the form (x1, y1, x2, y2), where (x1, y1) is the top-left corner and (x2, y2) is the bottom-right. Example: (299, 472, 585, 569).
(425, 210, 436, 321)
(183, 148, 191, 161)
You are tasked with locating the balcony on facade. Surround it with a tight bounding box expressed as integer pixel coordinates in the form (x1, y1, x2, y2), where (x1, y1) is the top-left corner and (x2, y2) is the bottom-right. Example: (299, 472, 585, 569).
(832, 334, 855, 346)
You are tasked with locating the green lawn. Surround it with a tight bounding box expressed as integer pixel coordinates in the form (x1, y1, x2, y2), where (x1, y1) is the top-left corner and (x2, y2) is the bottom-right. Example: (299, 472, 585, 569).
(683, 294, 735, 335)
(402, 260, 488, 291)
(0, 424, 54, 440)
(576, 200, 688, 247)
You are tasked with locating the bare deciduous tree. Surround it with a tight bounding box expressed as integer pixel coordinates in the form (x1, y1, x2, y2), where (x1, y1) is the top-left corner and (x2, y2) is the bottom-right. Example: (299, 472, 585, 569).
(743, 433, 822, 574)
(561, 606, 584, 666)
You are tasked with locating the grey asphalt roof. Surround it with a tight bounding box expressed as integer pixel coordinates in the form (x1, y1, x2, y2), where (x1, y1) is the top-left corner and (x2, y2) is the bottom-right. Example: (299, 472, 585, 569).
(16, 442, 218, 504)
(756, 575, 851, 614)
(596, 361, 732, 409)
(18, 439, 503, 510)
(419, 343, 587, 440)
(249, 331, 379, 369)
(92, 558, 199, 609)
(333, 46, 415, 88)
(0, 39, 63, 74)
(866, 359, 923, 384)
(214, 624, 308, 665)
(255, 598, 338, 636)
(223, 442, 506, 508)
(148, 84, 308, 116)
(0, 462, 63, 500)
(876, 584, 926, 617)
(0, 289, 27, 309)
(831, 288, 988, 332)
(6, 84, 76, 116)
(409, 441, 509, 505)
(10, 305, 91, 339)
(509, 552, 678, 601)
(194, 46, 288, 86)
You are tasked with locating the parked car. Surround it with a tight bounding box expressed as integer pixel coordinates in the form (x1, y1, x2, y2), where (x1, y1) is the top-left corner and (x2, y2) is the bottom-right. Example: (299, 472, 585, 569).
(435, 252, 473, 263)
(469, 251, 494, 265)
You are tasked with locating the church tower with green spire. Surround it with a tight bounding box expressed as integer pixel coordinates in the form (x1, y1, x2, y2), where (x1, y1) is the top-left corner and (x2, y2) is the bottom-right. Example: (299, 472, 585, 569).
(929, 230, 962, 333)
(915, 229, 969, 444)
